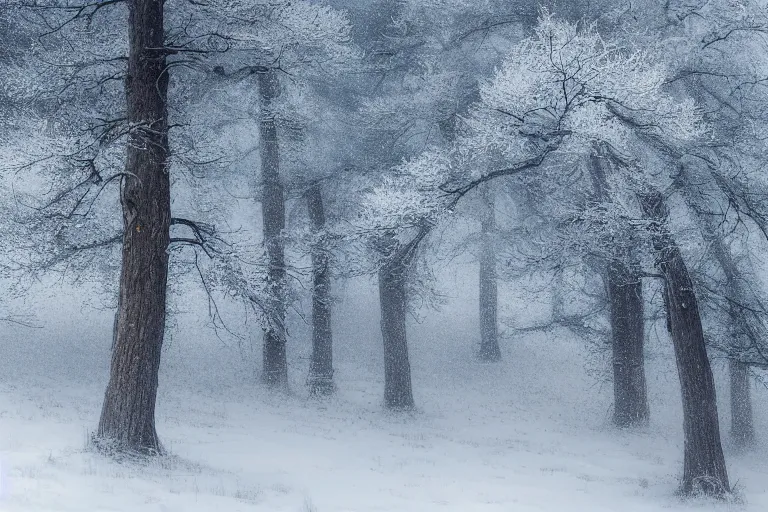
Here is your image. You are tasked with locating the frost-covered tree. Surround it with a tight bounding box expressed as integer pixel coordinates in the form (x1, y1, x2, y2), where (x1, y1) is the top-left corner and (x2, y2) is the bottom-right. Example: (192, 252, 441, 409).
(674, 0, 768, 449)
(183, 0, 357, 390)
(365, 13, 731, 495)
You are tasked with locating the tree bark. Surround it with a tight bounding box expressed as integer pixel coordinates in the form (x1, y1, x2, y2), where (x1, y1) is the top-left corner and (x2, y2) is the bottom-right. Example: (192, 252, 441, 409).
(478, 186, 501, 362)
(675, 166, 756, 448)
(376, 227, 430, 411)
(257, 70, 288, 389)
(111, 310, 118, 351)
(379, 259, 415, 410)
(639, 191, 730, 497)
(306, 184, 334, 396)
(729, 359, 754, 447)
(589, 147, 649, 427)
(606, 262, 649, 427)
(96, 0, 170, 455)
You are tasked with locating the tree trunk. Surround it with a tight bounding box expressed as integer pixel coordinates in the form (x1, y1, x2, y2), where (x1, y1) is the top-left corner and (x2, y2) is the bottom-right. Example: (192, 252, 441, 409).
(306, 184, 334, 396)
(379, 260, 415, 410)
(639, 191, 730, 497)
(729, 359, 754, 447)
(589, 147, 649, 428)
(111, 310, 118, 351)
(96, 0, 170, 455)
(607, 262, 649, 427)
(676, 169, 756, 447)
(257, 70, 288, 389)
(478, 186, 501, 361)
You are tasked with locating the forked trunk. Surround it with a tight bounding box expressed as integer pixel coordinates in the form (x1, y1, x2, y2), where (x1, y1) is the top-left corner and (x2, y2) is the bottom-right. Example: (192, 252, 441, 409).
(478, 186, 501, 362)
(640, 191, 729, 497)
(96, 0, 170, 455)
(258, 70, 288, 388)
(379, 260, 414, 410)
(306, 184, 334, 396)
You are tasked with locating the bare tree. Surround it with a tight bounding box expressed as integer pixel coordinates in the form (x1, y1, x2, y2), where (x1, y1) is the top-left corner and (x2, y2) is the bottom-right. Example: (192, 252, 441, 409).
(96, 0, 170, 455)
(639, 189, 730, 496)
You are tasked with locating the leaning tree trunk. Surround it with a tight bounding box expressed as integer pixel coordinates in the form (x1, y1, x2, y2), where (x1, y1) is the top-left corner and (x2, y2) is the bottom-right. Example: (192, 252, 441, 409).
(306, 184, 334, 396)
(257, 69, 288, 388)
(676, 168, 756, 447)
(640, 191, 730, 497)
(96, 0, 170, 455)
(379, 258, 414, 410)
(478, 186, 501, 362)
(589, 147, 649, 427)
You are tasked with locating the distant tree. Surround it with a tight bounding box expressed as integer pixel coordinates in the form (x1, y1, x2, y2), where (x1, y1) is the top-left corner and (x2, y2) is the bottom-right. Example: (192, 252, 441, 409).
(200, 0, 356, 390)
(478, 184, 501, 362)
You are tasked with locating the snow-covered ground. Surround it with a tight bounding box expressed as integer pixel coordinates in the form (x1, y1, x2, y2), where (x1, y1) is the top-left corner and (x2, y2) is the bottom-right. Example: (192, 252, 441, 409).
(2, 276, 768, 512)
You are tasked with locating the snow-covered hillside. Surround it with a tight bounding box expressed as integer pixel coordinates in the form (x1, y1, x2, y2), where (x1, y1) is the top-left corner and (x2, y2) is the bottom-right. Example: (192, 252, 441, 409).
(1, 276, 766, 512)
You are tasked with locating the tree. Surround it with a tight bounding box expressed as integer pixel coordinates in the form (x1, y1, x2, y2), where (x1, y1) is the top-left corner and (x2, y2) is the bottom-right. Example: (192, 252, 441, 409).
(351, 0, 530, 407)
(588, 146, 648, 428)
(203, 0, 356, 390)
(256, 69, 288, 388)
(661, 0, 768, 449)
(366, 13, 731, 495)
(306, 183, 335, 396)
(95, 0, 170, 455)
(673, 160, 765, 448)
(478, 185, 501, 361)
(639, 189, 730, 496)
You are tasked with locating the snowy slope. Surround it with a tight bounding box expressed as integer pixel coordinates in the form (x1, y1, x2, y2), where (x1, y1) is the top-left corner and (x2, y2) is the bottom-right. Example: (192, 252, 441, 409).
(1, 275, 767, 512)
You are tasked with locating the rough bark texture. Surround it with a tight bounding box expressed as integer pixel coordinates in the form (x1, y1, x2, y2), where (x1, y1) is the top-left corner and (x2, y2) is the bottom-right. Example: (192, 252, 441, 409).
(258, 70, 288, 389)
(377, 229, 430, 411)
(589, 147, 649, 427)
(729, 359, 754, 447)
(379, 260, 414, 410)
(96, 0, 170, 455)
(306, 184, 334, 396)
(111, 310, 118, 351)
(606, 262, 649, 427)
(676, 166, 756, 447)
(478, 186, 501, 362)
(639, 191, 730, 497)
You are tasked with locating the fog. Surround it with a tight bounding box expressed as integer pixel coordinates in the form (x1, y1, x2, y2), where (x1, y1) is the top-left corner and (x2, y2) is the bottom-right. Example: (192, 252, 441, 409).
(4, 0, 768, 510)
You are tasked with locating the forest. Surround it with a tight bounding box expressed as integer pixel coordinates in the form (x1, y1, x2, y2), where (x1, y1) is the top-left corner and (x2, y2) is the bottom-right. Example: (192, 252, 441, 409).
(2, 0, 768, 511)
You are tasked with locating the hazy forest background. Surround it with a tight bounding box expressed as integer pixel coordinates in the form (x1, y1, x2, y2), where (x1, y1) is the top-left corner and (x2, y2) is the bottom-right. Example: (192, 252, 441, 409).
(3, 0, 768, 511)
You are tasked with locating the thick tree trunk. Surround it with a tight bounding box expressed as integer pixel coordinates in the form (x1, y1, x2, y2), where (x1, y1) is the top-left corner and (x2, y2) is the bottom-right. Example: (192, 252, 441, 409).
(257, 70, 288, 388)
(478, 186, 501, 362)
(589, 147, 649, 427)
(729, 359, 754, 447)
(379, 260, 415, 410)
(676, 166, 756, 447)
(607, 262, 649, 427)
(640, 191, 729, 497)
(376, 226, 431, 411)
(306, 184, 334, 396)
(96, 0, 170, 455)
